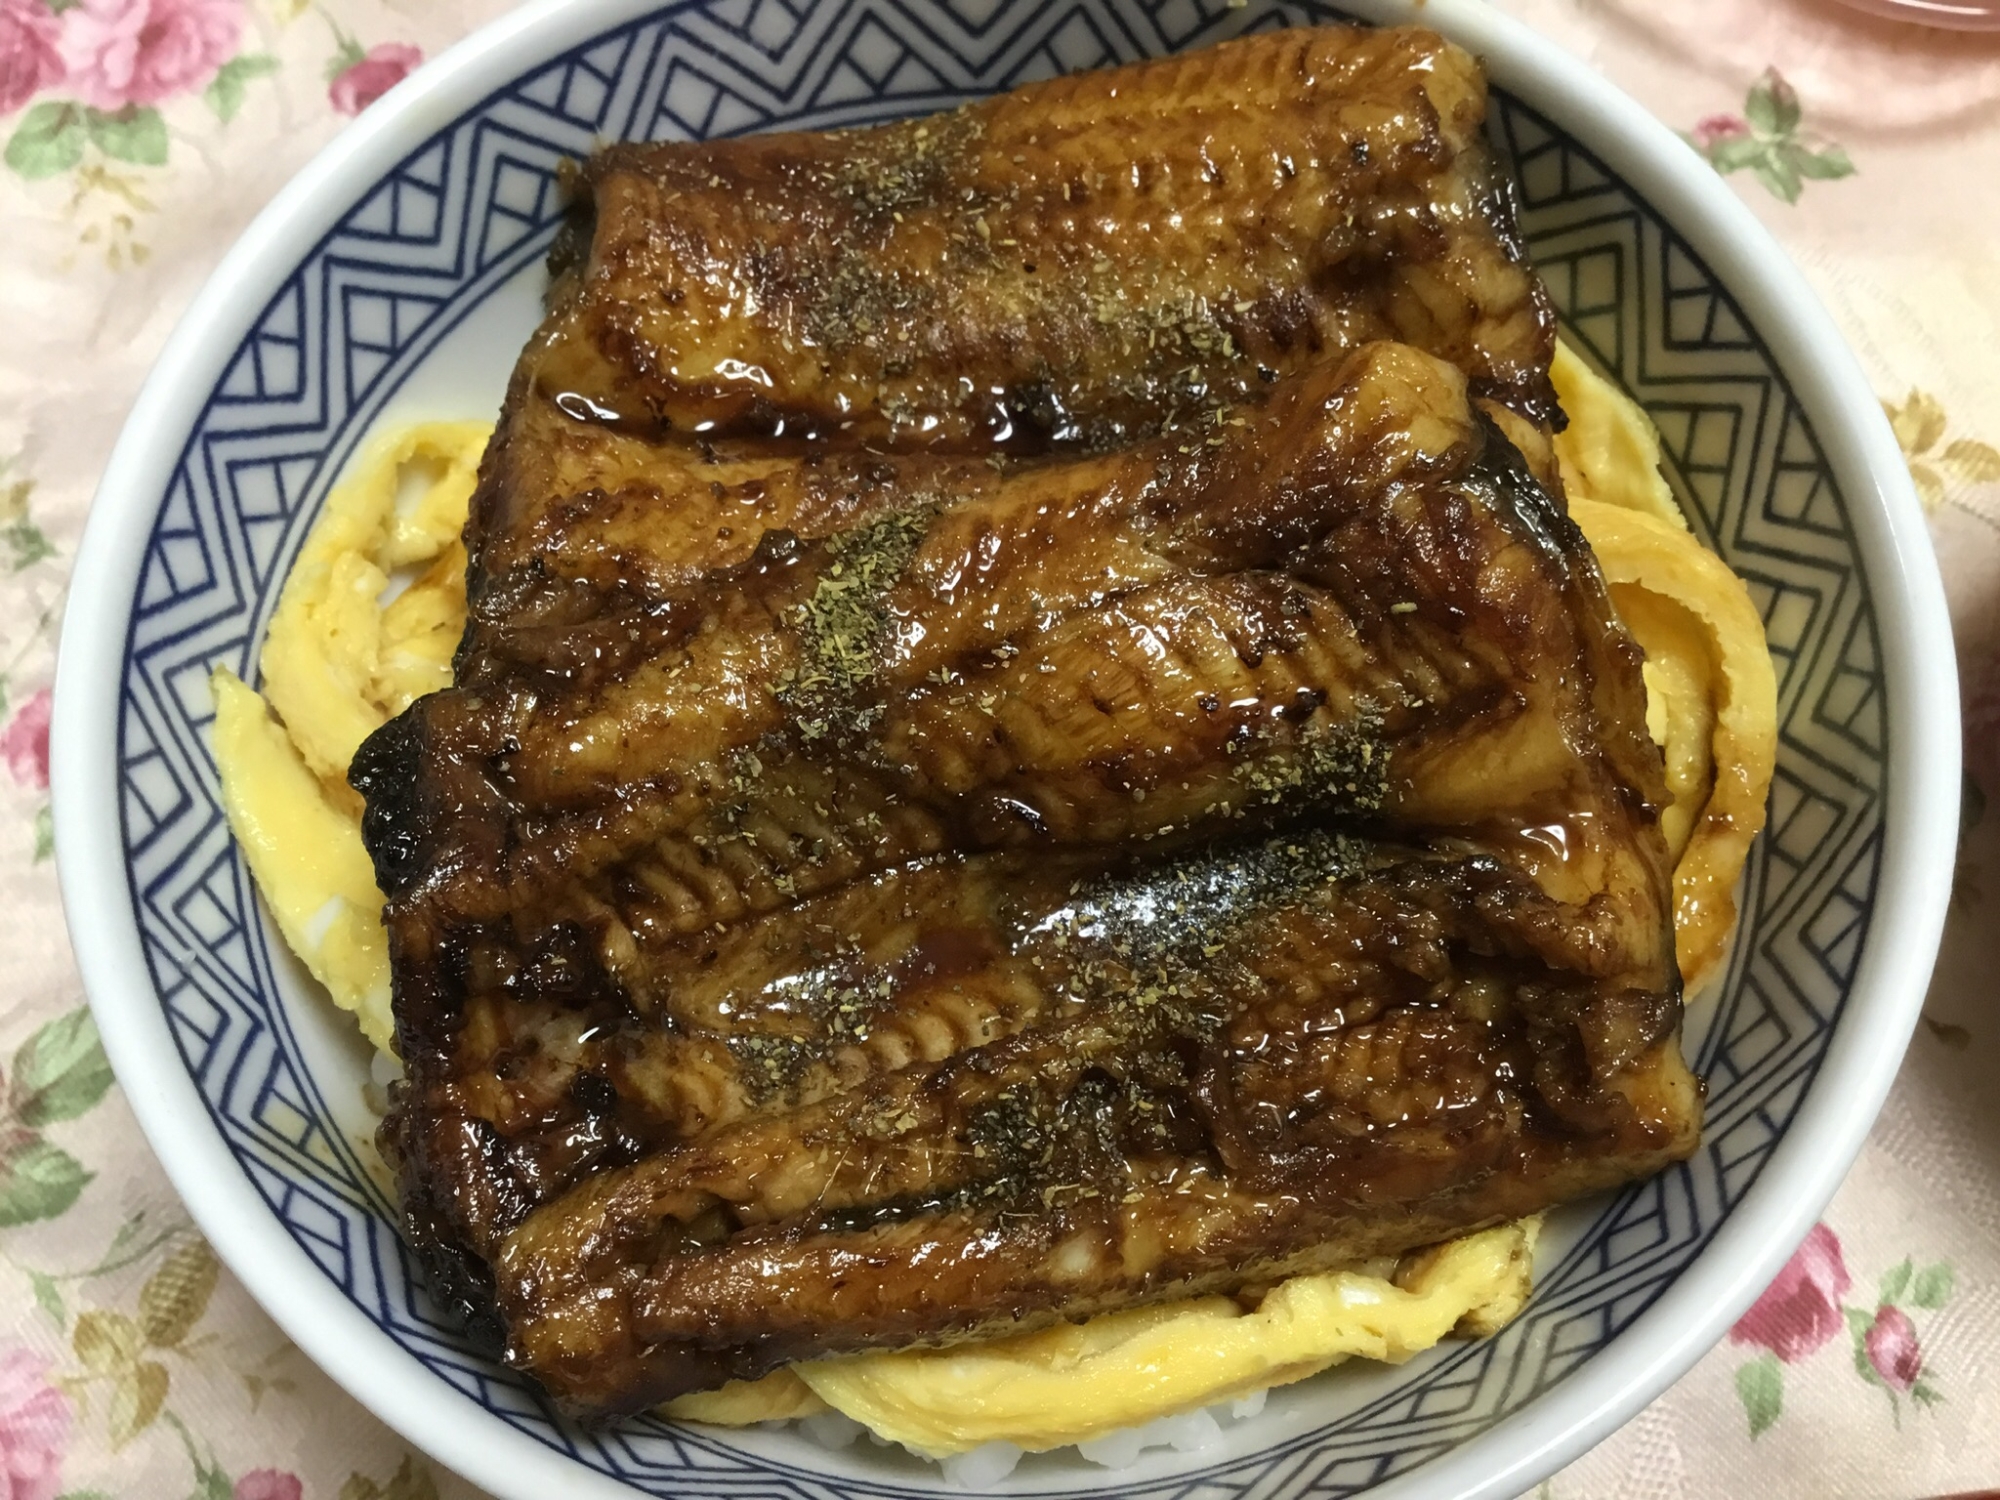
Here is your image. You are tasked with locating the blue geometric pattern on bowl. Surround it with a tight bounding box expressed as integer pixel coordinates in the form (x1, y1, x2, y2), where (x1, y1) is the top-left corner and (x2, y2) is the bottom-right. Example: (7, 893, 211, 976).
(114, 0, 1883, 1493)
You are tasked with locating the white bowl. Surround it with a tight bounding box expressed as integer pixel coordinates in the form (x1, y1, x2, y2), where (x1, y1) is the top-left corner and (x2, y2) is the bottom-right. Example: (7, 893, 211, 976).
(50, 1, 1957, 1496)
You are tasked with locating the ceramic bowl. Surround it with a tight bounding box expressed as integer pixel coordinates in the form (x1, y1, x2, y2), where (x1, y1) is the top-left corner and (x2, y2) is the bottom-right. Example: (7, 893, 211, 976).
(50, 0, 1958, 1495)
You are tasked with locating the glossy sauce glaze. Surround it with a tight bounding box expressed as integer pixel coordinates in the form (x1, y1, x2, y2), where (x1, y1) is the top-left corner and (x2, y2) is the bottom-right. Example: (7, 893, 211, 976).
(350, 25, 1696, 1418)
(530, 24, 1555, 459)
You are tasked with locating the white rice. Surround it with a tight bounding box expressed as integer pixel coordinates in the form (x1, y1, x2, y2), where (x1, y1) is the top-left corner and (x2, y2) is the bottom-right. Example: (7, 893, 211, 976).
(302, 896, 346, 949)
(939, 1442, 1025, 1488)
(1077, 1406, 1222, 1468)
(369, 1049, 405, 1089)
(799, 1409, 866, 1449)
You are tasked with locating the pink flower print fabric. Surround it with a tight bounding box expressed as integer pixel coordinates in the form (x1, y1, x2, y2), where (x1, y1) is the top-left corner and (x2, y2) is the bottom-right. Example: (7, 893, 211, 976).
(0, 0, 63, 115)
(1, 689, 49, 792)
(232, 1469, 304, 1500)
(328, 40, 419, 115)
(1691, 112, 1749, 150)
(1730, 1223, 1852, 1363)
(0, 1348, 70, 1500)
(1863, 1305, 1924, 1392)
(57, 0, 239, 111)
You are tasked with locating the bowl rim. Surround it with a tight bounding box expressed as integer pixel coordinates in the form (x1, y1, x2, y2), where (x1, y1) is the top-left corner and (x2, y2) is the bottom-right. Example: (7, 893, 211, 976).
(48, 0, 1958, 1496)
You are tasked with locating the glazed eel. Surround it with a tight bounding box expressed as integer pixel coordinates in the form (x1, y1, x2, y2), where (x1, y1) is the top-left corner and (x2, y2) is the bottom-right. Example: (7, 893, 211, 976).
(350, 25, 1696, 1417)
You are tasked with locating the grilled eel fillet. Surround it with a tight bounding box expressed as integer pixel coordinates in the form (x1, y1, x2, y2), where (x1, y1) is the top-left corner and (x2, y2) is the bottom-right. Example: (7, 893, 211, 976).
(513, 23, 1555, 474)
(349, 29, 1698, 1418)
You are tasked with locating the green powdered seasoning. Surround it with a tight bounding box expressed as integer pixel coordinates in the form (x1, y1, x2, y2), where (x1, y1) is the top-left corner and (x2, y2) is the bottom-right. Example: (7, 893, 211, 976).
(776, 500, 940, 742)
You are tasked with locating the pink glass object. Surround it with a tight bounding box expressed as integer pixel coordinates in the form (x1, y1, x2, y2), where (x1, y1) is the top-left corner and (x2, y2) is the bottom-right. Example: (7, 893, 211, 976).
(1831, 0, 2000, 27)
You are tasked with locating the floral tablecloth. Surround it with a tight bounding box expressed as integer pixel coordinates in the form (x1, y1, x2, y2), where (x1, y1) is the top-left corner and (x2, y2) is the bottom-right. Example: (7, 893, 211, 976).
(0, 0, 1994, 1496)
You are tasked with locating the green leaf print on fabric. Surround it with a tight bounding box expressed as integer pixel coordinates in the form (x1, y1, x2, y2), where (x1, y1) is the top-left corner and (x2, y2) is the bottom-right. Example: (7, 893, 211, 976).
(11, 1008, 116, 1128)
(1685, 68, 1856, 204)
(30, 1267, 66, 1326)
(1911, 1263, 1955, 1310)
(6, 519, 56, 573)
(84, 107, 166, 168)
(4, 103, 88, 180)
(160, 1413, 238, 1500)
(204, 55, 281, 125)
(0, 1010, 116, 1227)
(1735, 1353, 1782, 1437)
(1878, 1257, 1914, 1306)
(1, 458, 57, 572)
(0, 1138, 92, 1226)
(1743, 72, 1798, 134)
